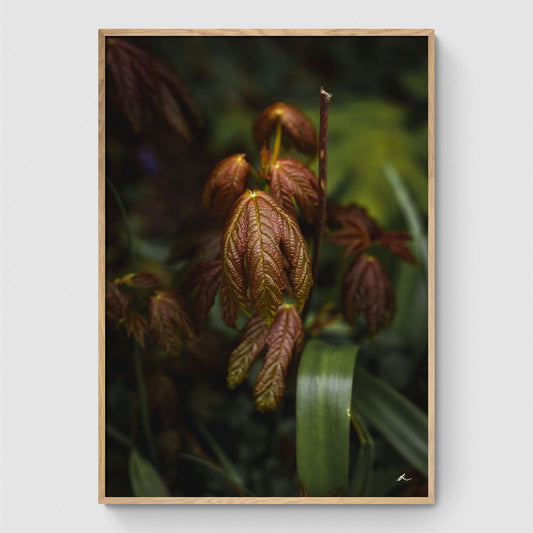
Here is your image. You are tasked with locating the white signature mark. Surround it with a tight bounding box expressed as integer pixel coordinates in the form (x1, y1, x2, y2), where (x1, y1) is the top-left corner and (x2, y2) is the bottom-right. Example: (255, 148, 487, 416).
(396, 473, 412, 482)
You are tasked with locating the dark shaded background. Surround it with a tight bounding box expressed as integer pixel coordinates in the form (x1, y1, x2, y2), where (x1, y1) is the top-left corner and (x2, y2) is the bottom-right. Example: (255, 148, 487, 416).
(105, 35, 428, 497)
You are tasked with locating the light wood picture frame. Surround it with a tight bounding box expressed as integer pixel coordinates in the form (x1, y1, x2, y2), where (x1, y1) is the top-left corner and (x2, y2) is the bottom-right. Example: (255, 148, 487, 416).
(99, 29, 434, 504)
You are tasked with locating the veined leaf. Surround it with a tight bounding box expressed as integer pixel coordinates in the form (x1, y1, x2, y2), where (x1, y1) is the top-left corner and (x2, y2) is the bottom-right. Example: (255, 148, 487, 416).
(228, 305, 304, 412)
(379, 231, 417, 265)
(128, 449, 170, 497)
(296, 340, 358, 496)
(115, 271, 161, 288)
(342, 254, 395, 336)
(222, 190, 312, 323)
(254, 305, 305, 412)
(253, 102, 317, 156)
(105, 280, 131, 325)
(203, 154, 251, 217)
(327, 203, 381, 257)
(353, 367, 428, 477)
(267, 158, 319, 223)
(227, 315, 270, 389)
(149, 289, 194, 356)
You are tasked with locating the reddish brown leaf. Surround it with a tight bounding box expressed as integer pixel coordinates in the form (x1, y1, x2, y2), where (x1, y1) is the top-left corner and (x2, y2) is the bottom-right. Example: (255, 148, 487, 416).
(227, 305, 305, 412)
(203, 154, 251, 217)
(253, 102, 318, 156)
(267, 158, 320, 223)
(115, 272, 161, 288)
(328, 219, 372, 257)
(379, 231, 417, 265)
(125, 312, 149, 349)
(342, 254, 395, 336)
(328, 204, 382, 241)
(254, 305, 305, 412)
(189, 259, 224, 323)
(227, 315, 270, 389)
(105, 280, 131, 325)
(106, 39, 200, 137)
(222, 190, 312, 324)
(149, 289, 194, 356)
(220, 280, 238, 328)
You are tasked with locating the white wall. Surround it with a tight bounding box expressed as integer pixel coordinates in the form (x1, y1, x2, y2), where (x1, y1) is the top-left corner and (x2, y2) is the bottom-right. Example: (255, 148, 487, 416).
(1, 1, 532, 531)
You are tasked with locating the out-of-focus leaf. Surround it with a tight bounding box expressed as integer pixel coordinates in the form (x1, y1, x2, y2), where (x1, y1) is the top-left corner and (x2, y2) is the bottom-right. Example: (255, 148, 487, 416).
(379, 231, 417, 265)
(296, 340, 358, 496)
(105, 280, 131, 325)
(203, 154, 251, 217)
(128, 449, 170, 497)
(149, 289, 194, 356)
(342, 254, 395, 336)
(383, 164, 428, 282)
(253, 102, 317, 156)
(115, 271, 161, 288)
(352, 367, 428, 477)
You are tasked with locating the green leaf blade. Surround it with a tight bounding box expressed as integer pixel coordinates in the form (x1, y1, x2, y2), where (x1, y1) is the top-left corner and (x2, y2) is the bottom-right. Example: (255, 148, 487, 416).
(128, 449, 170, 497)
(296, 340, 358, 496)
(353, 368, 428, 477)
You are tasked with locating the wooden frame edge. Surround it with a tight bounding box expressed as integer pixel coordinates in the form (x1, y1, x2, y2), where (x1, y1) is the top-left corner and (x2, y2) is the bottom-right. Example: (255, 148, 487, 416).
(98, 28, 106, 504)
(98, 28, 435, 505)
(98, 28, 434, 37)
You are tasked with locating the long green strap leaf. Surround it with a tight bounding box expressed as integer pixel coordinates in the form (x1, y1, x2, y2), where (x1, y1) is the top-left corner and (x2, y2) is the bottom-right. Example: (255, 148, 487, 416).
(383, 164, 428, 286)
(353, 368, 428, 477)
(296, 340, 358, 496)
(128, 449, 170, 497)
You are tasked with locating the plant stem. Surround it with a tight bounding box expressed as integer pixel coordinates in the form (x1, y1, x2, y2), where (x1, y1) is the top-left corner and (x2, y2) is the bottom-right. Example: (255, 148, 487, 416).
(106, 178, 157, 465)
(269, 118, 283, 167)
(133, 342, 158, 466)
(305, 88, 331, 317)
(106, 176, 137, 272)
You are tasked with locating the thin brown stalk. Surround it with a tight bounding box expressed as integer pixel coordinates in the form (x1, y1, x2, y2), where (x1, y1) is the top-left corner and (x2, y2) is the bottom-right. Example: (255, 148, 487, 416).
(305, 88, 331, 318)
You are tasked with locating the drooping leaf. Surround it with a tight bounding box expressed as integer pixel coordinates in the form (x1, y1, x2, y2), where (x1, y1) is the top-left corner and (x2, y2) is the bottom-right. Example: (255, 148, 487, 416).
(149, 289, 194, 356)
(189, 259, 224, 323)
(115, 271, 161, 288)
(254, 305, 305, 412)
(379, 231, 417, 265)
(203, 154, 251, 217)
(128, 449, 170, 497)
(227, 315, 270, 389)
(353, 367, 428, 477)
(296, 340, 358, 496)
(105, 280, 131, 325)
(189, 257, 238, 328)
(221, 190, 312, 323)
(267, 158, 319, 223)
(342, 254, 395, 336)
(227, 305, 305, 412)
(327, 203, 382, 256)
(125, 312, 149, 349)
(220, 281, 238, 328)
(253, 102, 318, 156)
(106, 38, 200, 138)
(279, 211, 313, 312)
(328, 218, 372, 257)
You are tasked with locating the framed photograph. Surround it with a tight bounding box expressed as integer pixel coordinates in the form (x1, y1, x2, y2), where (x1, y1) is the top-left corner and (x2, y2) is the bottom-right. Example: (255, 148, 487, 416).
(99, 29, 434, 504)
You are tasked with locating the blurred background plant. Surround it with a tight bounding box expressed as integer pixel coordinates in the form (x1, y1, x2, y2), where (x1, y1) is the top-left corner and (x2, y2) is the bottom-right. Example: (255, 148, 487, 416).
(104, 35, 428, 498)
